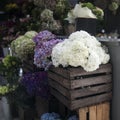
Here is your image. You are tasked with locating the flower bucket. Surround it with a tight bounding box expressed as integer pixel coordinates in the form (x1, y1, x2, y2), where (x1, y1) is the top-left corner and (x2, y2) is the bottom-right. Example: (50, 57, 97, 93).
(1, 97, 12, 120)
(75, 18, 97, 35)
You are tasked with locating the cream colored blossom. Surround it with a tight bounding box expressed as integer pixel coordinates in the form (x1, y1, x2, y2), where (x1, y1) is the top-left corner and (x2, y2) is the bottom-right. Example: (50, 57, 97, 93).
(51, 30, 110, 72)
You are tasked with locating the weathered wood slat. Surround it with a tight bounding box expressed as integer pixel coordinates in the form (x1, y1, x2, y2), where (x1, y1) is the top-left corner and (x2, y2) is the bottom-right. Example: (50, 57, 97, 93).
(50, 64, 112, 79)
(96, 104, 103, 120)
(50, 88, 70, 109)
(49, 79, 70, 99)
(102, 102, 110, 120)
(51, 87, 112, 110)
(48, 72, 70, 89)
(69, 64, 112, 78)
(78, 102, 110, 120)
(89, 106, 97, 120)
(70, 83, 112, 99)
(49, 73, 112, 89)
(71, 74, 112, 89)
(79, 107, 88, 120)
(49, 78, 112, 100)
(49, 66, 70, 78)
(71, 92, 112, 110)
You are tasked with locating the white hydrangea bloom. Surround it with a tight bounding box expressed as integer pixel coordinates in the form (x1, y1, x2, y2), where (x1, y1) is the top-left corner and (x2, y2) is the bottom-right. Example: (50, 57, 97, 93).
(82, 50, 101, 72)
(51, 30, 110, 71)
(68, 41, 89, 67)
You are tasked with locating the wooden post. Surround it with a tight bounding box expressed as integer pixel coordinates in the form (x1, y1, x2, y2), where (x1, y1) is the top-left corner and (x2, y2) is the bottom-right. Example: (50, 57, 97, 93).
(78, 102, 110, 120)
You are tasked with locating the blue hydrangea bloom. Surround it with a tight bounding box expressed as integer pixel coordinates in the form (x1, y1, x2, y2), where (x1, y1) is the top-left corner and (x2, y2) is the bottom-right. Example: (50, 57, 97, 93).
(41, 112, 60, 120)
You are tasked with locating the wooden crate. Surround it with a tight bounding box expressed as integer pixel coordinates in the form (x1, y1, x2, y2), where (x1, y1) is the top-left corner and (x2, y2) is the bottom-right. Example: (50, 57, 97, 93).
(48, 64, 112, 110)
(78, 102, 110, 120)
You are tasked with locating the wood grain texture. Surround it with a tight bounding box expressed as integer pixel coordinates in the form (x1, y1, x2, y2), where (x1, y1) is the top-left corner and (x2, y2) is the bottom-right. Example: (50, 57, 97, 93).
(50, 64, 112, 79)
(102, 102, 110, 120)
(96, 104, 103, 120)
(49, 78, 112, 100)
(78, 102, 110, 120)
(79, 107, 88, 120)
(48, 72, 70, 89)
(89, 106, 97, 120)
(71, 92, 112, 110)
(71, 75, 112, 89)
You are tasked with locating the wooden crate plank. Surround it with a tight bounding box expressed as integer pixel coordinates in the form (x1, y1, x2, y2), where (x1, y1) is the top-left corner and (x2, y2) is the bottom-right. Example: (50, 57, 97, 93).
(49, 73, 112, 90)
(71, 75, 112, 89)
(48, 72, 70, 89)
(50, 78, 112, 100)
(71, 92, 112, 110)
(89, 106, 97, 120)
(50, 88, 70, 109)
(49, 64, 112, 79)
(79, 107, 88, 120)
(69, 64, 112, 78)
(49, 79, 70, 99)
(71, 83, 112, 99)
(50, 66, 70, 78)
(96, 104, 103, 120)
(102, 102, 110, 120)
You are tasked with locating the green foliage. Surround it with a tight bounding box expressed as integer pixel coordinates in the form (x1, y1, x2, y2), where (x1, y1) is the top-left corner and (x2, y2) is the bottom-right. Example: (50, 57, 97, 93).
(3, 55, 21, 70)
(82, 2, 95, 10)
(0, 55, 21, 96)
(54, 0, 70, 20)
(0, 84, 17, 95)
(92, 9, 103, 20)
(81, 2, 104, 20)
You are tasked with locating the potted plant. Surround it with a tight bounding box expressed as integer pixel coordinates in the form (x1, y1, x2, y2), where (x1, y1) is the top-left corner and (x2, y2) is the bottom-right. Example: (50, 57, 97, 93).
(0, 55, 21, 120)
(65, 2, 104, 35)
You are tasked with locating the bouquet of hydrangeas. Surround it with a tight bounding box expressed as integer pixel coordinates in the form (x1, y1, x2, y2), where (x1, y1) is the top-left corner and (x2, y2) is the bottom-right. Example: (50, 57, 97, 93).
(52, 30, 110, 72)
(11, 31, 37, 61)
(33, 30, 63, 70)
(65, 2, 104, 23)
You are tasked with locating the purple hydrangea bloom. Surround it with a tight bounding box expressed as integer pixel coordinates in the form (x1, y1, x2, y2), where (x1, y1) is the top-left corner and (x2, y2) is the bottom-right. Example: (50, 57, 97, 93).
(33, 30, 63, 70)
(34, 38, 63, 70)
(33, 30, 56, 45)
(21, 71, 49, 98)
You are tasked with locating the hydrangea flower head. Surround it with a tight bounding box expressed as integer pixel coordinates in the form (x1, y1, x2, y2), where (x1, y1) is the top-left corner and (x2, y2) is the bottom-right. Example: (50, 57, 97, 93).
(33, 30, 63, 70)
(41, 112, 60, 120)
(33, 30, 56, 45)
(52, 30, 110, 71)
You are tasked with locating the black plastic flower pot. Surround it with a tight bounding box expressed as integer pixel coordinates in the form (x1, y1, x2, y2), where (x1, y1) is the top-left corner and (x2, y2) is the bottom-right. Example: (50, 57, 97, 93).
(75, 18, 97, 35)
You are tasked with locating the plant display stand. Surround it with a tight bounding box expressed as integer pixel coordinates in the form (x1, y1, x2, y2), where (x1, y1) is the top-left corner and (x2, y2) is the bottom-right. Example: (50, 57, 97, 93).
(48, 64, 112, 110)
(78, 102, 110, 120)
(48, 64, 112, 120)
